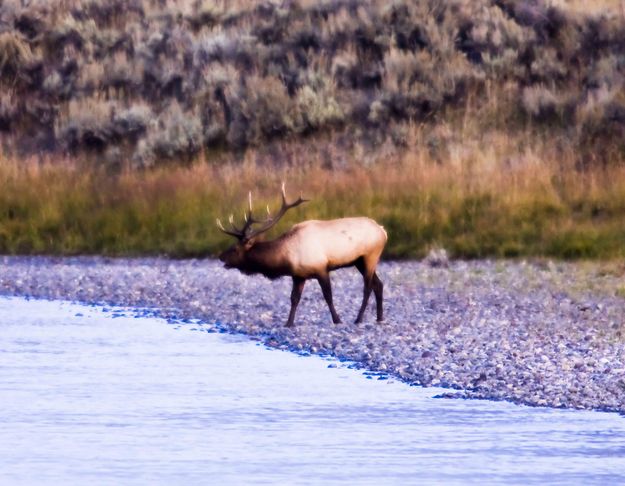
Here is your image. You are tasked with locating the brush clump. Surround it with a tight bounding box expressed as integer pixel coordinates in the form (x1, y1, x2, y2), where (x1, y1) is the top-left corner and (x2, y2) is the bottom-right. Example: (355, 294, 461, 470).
(0, 0, 624, 166)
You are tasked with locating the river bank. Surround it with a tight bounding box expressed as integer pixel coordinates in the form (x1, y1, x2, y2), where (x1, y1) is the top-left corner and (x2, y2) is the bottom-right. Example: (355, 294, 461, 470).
(1, 256, 623, 413)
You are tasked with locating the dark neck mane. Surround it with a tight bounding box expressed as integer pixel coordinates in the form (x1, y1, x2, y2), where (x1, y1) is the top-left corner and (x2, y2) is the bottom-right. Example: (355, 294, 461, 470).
(243, 237, 290, 279)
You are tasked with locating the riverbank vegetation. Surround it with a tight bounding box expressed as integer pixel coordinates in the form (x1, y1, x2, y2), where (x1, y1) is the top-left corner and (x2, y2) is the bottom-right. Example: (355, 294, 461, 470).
(1, 0, 625, 259)
(2, 125, 625, 259)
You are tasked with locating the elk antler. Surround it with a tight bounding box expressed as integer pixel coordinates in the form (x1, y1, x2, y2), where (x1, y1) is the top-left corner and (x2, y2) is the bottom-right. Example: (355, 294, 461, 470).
(244, 182, 309, 240)
(216, 182, 309, 241)
(216, 192, 255, 239)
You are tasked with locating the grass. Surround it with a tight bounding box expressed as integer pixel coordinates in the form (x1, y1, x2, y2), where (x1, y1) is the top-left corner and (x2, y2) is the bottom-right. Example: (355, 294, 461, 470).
(2, 125, 625, 260)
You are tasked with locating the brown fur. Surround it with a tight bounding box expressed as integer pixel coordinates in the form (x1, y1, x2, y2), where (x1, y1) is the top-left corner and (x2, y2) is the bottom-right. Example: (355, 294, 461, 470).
(219, 217, 387, 326)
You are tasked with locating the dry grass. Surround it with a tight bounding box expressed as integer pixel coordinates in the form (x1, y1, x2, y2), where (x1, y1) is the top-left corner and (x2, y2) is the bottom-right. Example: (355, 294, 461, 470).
(2, 124, 624, 259)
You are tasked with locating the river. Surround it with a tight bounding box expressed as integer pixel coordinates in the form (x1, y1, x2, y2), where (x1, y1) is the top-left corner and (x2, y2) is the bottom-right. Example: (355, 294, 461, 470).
(1, 297, 623, 485)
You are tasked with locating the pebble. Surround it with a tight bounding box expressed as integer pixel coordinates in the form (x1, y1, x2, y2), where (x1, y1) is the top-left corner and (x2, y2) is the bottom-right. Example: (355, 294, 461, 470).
(0, 255, 624, 414)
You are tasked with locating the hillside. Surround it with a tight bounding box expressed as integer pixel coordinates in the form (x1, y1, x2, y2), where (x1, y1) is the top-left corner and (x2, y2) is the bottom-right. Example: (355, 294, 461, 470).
(1, 0, 625, 166)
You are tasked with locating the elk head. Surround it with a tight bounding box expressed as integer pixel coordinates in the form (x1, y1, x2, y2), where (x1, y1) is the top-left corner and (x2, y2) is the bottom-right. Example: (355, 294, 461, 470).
(216, 183, 308, 270)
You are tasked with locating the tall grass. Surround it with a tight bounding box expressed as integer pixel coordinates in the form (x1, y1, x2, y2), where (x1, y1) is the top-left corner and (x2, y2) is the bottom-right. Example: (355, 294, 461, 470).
(2, 128, 625, 259)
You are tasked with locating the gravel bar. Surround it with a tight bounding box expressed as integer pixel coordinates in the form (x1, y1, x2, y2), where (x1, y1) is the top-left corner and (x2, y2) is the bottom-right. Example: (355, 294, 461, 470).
(1, 256, 624, 414)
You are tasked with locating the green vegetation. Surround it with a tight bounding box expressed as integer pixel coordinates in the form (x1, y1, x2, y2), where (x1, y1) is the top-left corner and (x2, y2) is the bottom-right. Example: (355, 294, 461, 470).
(2, 132, 625, 259)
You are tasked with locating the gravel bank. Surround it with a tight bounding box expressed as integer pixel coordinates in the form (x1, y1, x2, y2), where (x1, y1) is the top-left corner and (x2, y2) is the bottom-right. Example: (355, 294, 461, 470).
(1, 256, 624, 413)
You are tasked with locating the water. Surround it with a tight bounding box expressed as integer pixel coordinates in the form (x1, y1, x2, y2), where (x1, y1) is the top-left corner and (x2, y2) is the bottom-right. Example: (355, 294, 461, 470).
(1, 297, 624, 485)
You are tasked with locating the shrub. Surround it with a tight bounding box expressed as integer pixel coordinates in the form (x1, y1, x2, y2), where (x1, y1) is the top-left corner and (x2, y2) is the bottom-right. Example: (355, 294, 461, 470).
(112, 103, 152, 140)
(77, 61, 105, 92)
(458, 3, 530, 62)
(193, 32, 232, 67)
(481, 48, 523, 77)
(332, 48, 360, 89)
(14, 9, 48, 40)
(530, 47, 568, 81)
(576, 84, 617, 131)
(575, 84, 625, 154)
(297, 85, 343, 129)
(133, 101, 202, 166)
(295, 73, 344, 131)
(1, 0, 625, 167)
(383, 48, 424, 92)
(55, 97, 116, 151)
(0, 31, 34, 85)
(75, 0, 145, 27)
(42, 71, 66, 97)
(44, 15, 91, 54)
(0, 93, 17, 131)
(185, 2, 224, 32)
(101, 52, 139, 91)
(586, 55, 622, 90)
(521, 85, 566, 121)
(227, 75, 296, 147)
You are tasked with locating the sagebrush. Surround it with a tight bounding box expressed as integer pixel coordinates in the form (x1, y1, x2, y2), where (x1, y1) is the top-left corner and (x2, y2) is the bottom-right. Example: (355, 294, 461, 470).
(1, 0, 625, 166)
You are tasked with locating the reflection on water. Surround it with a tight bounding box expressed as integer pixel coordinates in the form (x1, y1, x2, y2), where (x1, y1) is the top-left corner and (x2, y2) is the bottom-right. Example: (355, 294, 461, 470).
(1, 297, 624, 485)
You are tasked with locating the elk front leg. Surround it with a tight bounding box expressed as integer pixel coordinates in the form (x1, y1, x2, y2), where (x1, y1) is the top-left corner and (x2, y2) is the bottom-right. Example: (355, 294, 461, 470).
(286, 277, 306, 327)
(317, 273, 341, 324)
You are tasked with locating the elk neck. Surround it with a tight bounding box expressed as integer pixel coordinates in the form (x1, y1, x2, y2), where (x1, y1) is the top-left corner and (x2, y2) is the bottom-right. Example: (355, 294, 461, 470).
(243, 237, 291, 279)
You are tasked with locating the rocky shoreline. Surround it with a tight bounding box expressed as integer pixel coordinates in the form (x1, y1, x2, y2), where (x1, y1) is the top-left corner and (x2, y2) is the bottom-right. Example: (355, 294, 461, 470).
(1, 256, 623, 414)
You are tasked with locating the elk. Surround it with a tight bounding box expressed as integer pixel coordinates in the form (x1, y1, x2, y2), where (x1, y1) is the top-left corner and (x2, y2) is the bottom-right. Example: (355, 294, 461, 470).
(217, 183, 387, 327)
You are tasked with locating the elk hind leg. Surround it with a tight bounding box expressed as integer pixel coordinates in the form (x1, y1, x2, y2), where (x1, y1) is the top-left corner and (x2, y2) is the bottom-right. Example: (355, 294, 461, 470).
(286, 277, 306, 327)
(354, 257, 375, 324)
(317, 273, 341, 324)
(372, 272, 384, 322)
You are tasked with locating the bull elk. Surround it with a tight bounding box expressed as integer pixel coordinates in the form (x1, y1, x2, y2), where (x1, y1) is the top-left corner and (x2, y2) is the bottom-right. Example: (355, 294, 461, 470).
(217, 183, 387, 327)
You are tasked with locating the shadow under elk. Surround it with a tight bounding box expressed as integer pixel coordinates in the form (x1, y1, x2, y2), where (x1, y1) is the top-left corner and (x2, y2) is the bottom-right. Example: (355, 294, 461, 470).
(217, 184, 387, 327)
